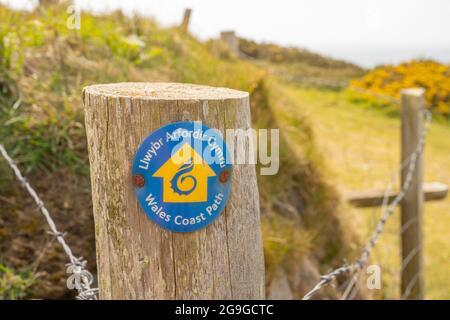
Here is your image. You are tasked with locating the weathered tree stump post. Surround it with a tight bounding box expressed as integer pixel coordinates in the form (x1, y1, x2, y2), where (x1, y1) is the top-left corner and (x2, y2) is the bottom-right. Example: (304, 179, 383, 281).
(83, 82, 265, 299)
(400, 88, 425, 300)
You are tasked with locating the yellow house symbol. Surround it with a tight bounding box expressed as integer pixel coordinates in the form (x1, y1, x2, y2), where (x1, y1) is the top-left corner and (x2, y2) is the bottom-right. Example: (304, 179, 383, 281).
(153, 143, 216, 203)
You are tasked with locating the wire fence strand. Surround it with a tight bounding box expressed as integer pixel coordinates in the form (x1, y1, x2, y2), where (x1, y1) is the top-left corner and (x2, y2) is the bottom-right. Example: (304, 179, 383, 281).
(302, 108, 431, 300)
(0, 144, 98, 300)
(0, 105, 432, 301)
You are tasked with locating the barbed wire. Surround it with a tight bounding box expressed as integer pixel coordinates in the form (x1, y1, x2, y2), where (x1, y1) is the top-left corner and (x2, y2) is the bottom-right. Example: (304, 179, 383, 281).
(342, 132, 424, 300)
(0, 98, 432, 301)
(302, 108, 431, 300)
(341, 267, 362, 300)
(343, 134, 431, 300)
(0, 144, 98, 300)
(341, 164, 399, 299)
(342, 216, 424, 300)
(343, 241, 424, 300)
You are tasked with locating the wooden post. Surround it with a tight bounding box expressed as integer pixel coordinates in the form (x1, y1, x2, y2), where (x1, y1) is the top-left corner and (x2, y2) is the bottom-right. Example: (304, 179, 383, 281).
(400, 88, 425, 300)
(346, 182, 448, 208)
(83, 82, 265, 299)
(220, 31, 239, 57)
(180, 8, 192, 33)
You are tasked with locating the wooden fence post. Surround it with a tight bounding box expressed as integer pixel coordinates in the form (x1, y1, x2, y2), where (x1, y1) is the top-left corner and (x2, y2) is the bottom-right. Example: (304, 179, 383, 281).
(400, 88, 425, 300)
(220, 31, 239, 57)
(83, 82, 265, 299)
(180, 8, 192, 33)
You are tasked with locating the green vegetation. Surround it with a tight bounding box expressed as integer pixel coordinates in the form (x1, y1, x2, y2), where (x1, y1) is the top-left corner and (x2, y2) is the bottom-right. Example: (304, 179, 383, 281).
(239, 38, 365, 87)
(285, 85, 450, 299)
(0, 5, 353, 299)
(2, 3, 447, 300)
(0, 264, 36, 299)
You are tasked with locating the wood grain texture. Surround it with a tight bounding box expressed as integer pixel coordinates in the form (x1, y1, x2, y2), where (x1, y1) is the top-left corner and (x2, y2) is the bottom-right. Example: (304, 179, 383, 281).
(83, 82, 265, 299)
(400, 88, 425, 300)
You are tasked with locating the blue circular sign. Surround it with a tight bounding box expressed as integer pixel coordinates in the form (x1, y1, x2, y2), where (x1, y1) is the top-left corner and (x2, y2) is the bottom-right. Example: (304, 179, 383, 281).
(132, 121, 232, 232)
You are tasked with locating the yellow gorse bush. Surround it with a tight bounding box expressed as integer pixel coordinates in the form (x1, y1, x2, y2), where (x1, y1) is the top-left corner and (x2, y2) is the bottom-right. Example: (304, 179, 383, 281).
(350, 60, 450, 115)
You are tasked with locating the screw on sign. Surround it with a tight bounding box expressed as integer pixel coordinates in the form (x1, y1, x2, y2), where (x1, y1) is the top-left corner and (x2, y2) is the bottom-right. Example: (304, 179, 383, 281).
(219, 170, 230, 183)
(132, 121, 233, 233)
(132, 174, 145, 188)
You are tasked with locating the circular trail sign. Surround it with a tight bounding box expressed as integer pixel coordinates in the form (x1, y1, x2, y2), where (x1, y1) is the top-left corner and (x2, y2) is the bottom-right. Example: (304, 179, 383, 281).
(132, 121, 232, 233)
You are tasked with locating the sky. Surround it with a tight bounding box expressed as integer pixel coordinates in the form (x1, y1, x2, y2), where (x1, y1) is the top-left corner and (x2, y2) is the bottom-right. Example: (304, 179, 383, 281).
(3, 0, 450, 67)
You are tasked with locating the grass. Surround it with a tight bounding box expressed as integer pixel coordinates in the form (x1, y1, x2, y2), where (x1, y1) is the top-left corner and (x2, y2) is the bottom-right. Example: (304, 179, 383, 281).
(284, 85, 450, 299)
(0, 264, 36, 299)
(0, 5, 352, 299)
(4, 3, 446, 300)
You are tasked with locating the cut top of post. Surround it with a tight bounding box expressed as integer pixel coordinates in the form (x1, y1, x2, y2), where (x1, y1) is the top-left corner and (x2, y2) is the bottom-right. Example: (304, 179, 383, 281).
(83, 82, 248, 101)
(401, 88, 425, 97)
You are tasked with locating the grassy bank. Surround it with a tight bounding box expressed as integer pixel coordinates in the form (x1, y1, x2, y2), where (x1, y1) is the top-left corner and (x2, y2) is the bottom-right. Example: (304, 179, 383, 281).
(0, 5, 355, 299)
